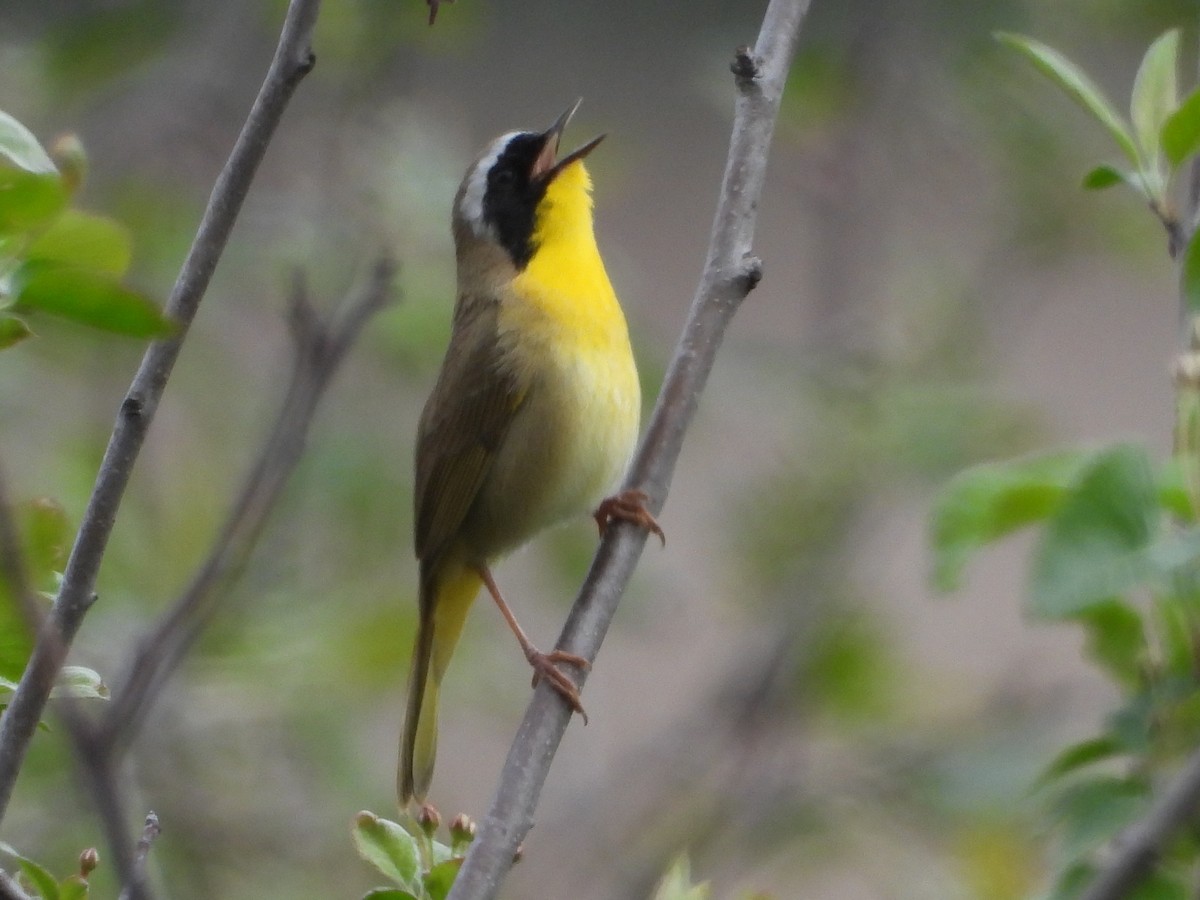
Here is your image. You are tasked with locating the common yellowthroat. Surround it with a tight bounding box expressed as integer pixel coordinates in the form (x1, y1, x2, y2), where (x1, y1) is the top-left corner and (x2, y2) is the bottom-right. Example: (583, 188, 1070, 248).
(399, 101, 662, 804)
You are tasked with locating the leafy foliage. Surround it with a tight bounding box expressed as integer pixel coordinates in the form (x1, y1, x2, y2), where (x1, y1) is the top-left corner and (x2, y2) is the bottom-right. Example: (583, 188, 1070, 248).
(0, 496, 106, 723)
(0, 111, 171, 345)
(933, 442, 1200, 894)
(0, 841, 98, 900)
(996, 28, 1193, 219)
(933, 29, 1200, 896)
(352, 810, 470, 900)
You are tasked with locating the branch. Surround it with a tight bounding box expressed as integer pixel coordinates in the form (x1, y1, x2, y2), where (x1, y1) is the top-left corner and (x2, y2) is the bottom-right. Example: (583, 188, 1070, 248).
(0, 869, 32, 900)
(66, 716, 152, 900)
(447, 1, 811, 896)
(100, 260, 395, 753)
(0, 0, 322, 825)
(1079, 746, 1200, 899)
(117, 813, 161, 900)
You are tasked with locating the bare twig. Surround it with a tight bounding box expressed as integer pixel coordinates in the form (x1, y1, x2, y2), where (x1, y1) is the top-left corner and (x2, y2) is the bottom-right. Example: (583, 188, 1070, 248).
(446, 1, 810, 896)
(0, 0, 323, 825)
(101, 259, 395, 752)
(0, 869, 32, 900)
(133, 812, 161, 869)
(117, 812, 161, 900)
(65, 718, 153, 900)
(1080, 746, 1200, 900)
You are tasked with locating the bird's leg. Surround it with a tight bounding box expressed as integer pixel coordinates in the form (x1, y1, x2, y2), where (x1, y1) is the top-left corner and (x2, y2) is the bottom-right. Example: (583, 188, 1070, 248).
(594, 488, 665, 546)
(474, 564, 590, 724)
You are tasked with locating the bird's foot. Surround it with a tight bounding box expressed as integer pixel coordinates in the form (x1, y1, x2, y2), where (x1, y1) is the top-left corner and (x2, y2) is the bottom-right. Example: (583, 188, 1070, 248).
(527, 648, 590, 725)
(594, 489, 665, 546)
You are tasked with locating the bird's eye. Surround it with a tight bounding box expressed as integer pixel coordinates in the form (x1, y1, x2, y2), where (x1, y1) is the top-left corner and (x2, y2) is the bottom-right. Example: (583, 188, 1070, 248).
(493, 168, 516, 188)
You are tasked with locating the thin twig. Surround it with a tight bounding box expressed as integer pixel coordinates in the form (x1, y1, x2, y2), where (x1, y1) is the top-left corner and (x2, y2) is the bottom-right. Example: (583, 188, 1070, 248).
(0, 869, 32, 900)
(133, 811, 161, 868)
(446, 1, 810, 896)
(101, 259, 395, 753)
(117, 812, 161, 900)
(0, 0, 323, 826)
(64, 718, 154, 900)
(1080, 746, 1200, 900)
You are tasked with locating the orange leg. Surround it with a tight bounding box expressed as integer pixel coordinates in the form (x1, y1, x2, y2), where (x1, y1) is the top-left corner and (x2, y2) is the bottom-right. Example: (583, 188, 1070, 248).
(474, 564, 590, 724)
(594, 488, 666, 546)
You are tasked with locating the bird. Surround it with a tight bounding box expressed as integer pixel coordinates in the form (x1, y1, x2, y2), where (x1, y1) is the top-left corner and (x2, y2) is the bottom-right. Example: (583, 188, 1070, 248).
(398, 100, 664, 805)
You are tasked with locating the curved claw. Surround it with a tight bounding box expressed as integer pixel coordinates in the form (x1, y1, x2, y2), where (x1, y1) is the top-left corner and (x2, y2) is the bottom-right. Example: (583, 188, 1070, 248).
(528, 649, 590, 725)
(594, 489, 665, 547)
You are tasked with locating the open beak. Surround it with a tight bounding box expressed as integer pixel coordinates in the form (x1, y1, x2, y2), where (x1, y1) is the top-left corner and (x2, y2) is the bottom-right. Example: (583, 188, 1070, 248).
(531, 99, 606, 182)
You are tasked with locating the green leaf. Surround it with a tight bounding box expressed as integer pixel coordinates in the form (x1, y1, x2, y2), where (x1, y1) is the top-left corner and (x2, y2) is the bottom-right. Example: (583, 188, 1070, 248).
(17, 855, 60, 900)
(0, 497, 67, 683)
(1108, 691, 1157, 756)
(0, 111, 58, 175)
(17, 498, 68, 595)
(1081, 164, 1128, 191)
(0, 314, 32, 350)
(1042, 861, 1093, 900)
(651, 855, 710, 900)
(996, 32, 1141, 167)
(351, 812, 420, 890)
(930, 450, 1094, 591)
(1163, 87, 1200, 168)
(1078, 601, 1146, 687)
(1181, 232, 1200, 316)
(50, 666, 108, 701)
(0, 842, 65, 900)
(1030, 445, 1159, 618)
(58, 875, 88, 900)
(1129, 870, 1189, 900)
(361, 891, 417, 900)
(1038, 735, 1125, 786)
(26, 210, 132, 277)
(1155, 597, 1195, 676)
(1157, 458, 1195, 521)
(424, 859, 463, 900)
(11, 261, 172, 339)
(1051, 775, 1149, 859)
(0, 582, 34, 686)
(1080, 164, 1151, 199)
(0, 168, 67, 236)
(1131, 29, 1179, 164)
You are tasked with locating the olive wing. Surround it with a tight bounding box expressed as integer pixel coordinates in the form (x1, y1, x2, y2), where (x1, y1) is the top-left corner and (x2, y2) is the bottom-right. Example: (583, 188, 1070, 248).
(414, 298, 523, 567)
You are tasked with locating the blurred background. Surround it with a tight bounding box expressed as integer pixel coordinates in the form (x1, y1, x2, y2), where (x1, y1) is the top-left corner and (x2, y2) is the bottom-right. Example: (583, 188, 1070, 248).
(0, 0, 1191, 896)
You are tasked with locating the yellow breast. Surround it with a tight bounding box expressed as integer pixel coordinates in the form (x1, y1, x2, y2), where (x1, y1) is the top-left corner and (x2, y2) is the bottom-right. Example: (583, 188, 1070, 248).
(475, 160, 640, 552)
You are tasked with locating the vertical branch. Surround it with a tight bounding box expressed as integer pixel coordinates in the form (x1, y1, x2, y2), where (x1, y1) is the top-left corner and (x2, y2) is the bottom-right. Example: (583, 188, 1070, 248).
(0, 0, 323, 826)
(447, 1, 811, 897)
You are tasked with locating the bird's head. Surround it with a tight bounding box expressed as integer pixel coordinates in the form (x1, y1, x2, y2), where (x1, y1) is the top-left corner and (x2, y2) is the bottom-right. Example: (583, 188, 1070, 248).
(453, 100, 605, 277)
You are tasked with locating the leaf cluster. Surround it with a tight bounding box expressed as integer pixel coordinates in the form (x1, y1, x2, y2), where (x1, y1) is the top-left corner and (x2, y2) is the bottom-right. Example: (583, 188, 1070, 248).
(0, 498, 105, 718)
(352, 811, 470, 900)
(0, 840, 98, 900)
(927, 30, 1200, 897)
(934, 445, 1200, 897)
(0, 111, 171, 348)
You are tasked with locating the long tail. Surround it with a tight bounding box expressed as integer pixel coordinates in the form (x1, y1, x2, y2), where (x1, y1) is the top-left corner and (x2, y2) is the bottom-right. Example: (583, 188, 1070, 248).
(399, 560, 481, 805)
